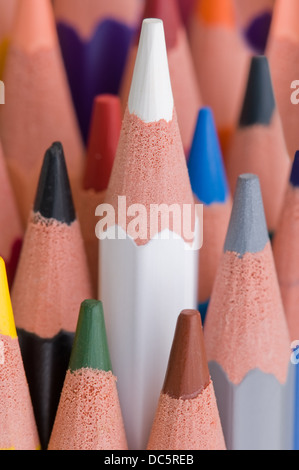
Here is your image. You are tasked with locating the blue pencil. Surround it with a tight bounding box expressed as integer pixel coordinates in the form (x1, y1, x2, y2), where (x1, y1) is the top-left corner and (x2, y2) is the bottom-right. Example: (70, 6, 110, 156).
(188, 107, 231, 323)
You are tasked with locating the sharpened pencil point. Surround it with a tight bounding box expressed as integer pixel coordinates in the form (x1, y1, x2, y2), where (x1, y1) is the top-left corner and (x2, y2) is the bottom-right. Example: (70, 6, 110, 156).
(239, 56, 275, 127)
(224, 174, 269, 256)
(128, 18, 174, 123)
(33, 142, 76, 225)
(68, 300, 112, 373)
(162, 310, 210, 400)
(188, 107, 229, 205)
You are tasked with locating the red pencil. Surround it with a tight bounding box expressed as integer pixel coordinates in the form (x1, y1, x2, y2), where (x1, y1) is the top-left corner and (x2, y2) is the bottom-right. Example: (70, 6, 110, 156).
(76, 94, 122, 294)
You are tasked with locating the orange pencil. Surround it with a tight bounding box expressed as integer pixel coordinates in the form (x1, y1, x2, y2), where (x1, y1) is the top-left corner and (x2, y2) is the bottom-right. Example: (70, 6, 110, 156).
(11, 142, 93, 449)
(0, 139, 23, 287)
(0, 0, 84, 225)
(76, 94, 122, 295)
(189, 0, 250, 156)
(226, 55, 290, 235)
(0, 257, 40, 450)
(266, 0, 299, 159)
(48, 300, 128, 450)
(0, 0, 17, 77)
(120, 0, 202, 158)
(147, 310, 226, 450)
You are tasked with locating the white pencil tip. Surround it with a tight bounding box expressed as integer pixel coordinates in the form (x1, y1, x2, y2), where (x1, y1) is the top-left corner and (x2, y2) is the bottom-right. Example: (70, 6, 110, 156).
(128, 18, 174, 123)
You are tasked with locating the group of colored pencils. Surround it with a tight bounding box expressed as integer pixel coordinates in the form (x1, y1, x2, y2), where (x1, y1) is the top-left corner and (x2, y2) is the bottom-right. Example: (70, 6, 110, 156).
(0, 0, 299, 452)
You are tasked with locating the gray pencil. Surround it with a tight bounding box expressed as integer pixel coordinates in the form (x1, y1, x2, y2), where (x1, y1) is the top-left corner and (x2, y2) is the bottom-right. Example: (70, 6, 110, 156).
(204, 174, 294, 450)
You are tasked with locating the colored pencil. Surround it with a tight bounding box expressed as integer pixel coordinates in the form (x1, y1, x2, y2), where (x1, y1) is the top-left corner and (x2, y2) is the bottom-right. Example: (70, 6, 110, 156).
(272, 151, 299, 450)
(204, 173, 294, 450)
(0, 257, 40, 450)
(120, 0, 202, 158)
(147, 309, 226, 450)
(234, 0, 275, 54)
(11, 142, 93, 450)
(77, 94, 122, 294)
(189, 0, 249, 157)
(188, 107, 232, 323)
(0, 0, 84, 225)
(48, 299, 127, 450)
(0, 139, 23, 287)
(99, 18, 200, 450)
(226, 55, 290, 235)
(53, 0, 142, 142)
(0, 0, 17, 78)
(266, 0, 299, 159)
(177, 0, 196, 28)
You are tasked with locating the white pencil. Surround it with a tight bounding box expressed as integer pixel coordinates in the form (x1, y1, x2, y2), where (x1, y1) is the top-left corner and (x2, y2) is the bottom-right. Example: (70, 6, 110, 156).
(98, 18, 200, 450)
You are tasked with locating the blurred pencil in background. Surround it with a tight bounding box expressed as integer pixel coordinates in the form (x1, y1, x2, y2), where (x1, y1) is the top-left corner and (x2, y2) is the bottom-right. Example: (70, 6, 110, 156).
(234, 0, 275, 54)
(0, 139, 23, 287)
(273, 152, 299, 450)
(189, 0, 250, 157)
(188, 107, 231, 323)
(76, 94, 122, 295)
(226, 55, 290, 236)
(0, 0, 17, 78)
(0, 0, 84, 225)
(53, 0, 142, 142)
(267, 0, 299, 160)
